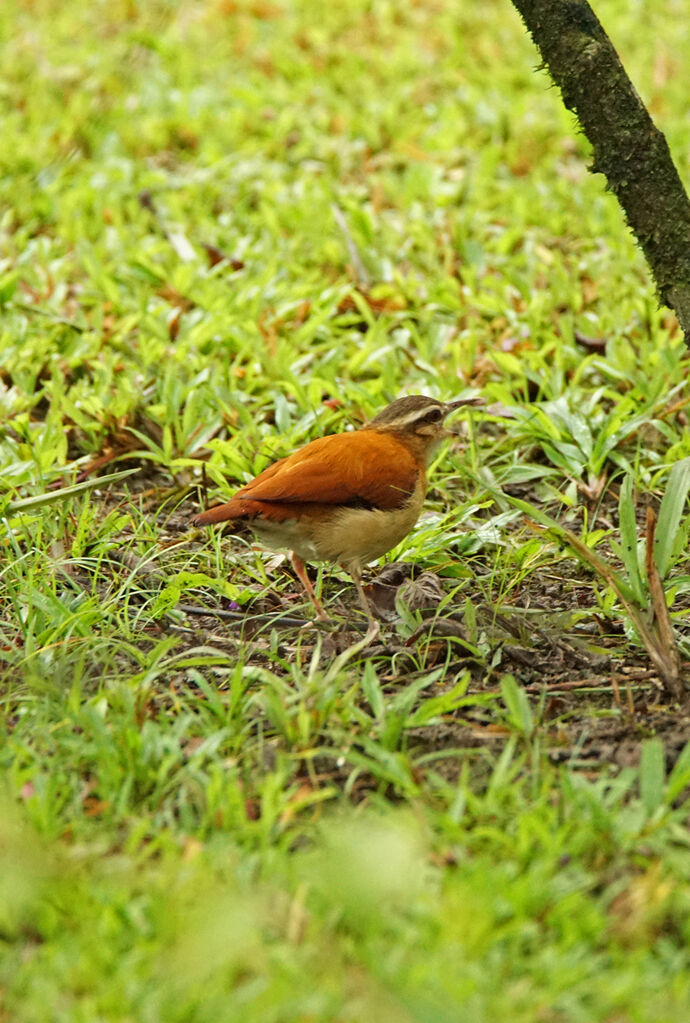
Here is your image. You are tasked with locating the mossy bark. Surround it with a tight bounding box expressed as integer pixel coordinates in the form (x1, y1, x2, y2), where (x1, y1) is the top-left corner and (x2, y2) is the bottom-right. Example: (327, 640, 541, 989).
(511, 0, 690, 344)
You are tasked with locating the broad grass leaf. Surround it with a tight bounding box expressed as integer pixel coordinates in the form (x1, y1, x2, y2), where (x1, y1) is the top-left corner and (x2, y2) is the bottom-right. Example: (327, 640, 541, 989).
(500, 674, 533, 738)
(640, 738, 666, 816)
(617, 474, 646, 604)
(655, 458, 690, 579)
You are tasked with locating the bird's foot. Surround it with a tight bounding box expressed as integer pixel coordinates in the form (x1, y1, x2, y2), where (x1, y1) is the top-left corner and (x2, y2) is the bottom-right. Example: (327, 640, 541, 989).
(362, 618, 381, 645)
(299, 615, 340, 635)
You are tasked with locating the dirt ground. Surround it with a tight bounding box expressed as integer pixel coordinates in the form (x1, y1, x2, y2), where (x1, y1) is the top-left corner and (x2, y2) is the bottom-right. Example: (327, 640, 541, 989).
(178, 554, 690, 780)
(107, 472, 690, 786)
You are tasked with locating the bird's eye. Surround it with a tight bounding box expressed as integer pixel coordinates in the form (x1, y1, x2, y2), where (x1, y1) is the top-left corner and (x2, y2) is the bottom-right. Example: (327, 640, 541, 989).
(424, 408, 443, 423)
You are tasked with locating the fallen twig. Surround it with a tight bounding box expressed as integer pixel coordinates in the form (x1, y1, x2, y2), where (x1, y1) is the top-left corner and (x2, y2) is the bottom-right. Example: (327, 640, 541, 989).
(644, 506, 683, 700)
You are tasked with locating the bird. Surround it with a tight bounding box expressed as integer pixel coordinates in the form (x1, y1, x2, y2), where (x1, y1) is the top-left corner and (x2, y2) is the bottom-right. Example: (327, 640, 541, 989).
(192, 394, 481, 636)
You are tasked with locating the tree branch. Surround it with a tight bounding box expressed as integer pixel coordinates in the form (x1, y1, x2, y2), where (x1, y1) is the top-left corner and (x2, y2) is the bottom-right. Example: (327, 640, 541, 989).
(510, 0, 690, 344)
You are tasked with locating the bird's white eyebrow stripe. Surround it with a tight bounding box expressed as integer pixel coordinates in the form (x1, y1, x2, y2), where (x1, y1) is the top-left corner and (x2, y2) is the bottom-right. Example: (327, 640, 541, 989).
(394, 405, 444, 427)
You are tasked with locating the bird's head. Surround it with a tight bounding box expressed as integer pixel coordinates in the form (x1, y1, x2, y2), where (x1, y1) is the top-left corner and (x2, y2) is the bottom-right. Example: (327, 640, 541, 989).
(363, 394, 482, 460)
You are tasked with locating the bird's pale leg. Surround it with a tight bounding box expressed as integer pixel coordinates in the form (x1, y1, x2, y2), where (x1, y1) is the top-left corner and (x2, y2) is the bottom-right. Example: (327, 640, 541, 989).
(345, 564, 381, 643)
(290, 552, 329, 621)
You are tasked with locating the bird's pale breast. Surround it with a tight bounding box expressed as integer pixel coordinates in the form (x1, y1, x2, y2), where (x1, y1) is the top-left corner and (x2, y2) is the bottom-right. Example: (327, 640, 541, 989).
(249, 478, 426, 571)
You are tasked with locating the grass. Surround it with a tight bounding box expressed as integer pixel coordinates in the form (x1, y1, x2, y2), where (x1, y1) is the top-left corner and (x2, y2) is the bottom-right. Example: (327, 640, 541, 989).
(3, 0, 690, 1019)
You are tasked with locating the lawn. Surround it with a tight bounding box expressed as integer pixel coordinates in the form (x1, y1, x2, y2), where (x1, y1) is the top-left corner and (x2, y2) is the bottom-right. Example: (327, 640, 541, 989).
(3, 0, 690, 1020)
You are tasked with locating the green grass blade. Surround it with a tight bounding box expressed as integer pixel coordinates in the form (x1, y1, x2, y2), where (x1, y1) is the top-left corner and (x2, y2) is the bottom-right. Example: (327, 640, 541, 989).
(476, 482, 640, 607)
(500, 674, 533, 738)
(640, 737, 666, 816)
(617, 474, 646, 604)
(655, 458, 690, 579)
(665, 741, 690, 804)
(5, 469, 140, 512)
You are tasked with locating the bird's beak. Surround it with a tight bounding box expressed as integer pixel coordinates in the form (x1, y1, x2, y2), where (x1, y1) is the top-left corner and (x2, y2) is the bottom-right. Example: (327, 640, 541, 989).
(444, 396, 484, 415)
(443, 397, 483, 437)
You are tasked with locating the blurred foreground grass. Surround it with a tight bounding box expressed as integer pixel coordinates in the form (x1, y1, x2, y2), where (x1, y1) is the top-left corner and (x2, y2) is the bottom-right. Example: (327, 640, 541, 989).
(3, 0, 690, 1019)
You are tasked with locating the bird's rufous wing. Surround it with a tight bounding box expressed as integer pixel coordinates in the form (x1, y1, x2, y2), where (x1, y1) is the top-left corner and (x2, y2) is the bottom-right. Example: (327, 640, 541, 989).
(238, 431, 419, 509)
(194, 431, 420, 525)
